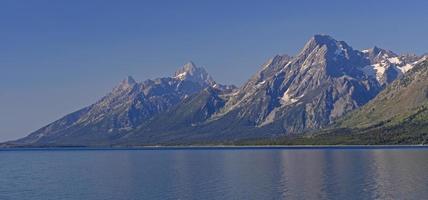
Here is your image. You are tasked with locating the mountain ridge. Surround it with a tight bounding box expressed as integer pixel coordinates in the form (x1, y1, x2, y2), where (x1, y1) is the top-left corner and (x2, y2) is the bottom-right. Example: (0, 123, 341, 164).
(4, 34, 427, 147)
(11, 62, 236, 146)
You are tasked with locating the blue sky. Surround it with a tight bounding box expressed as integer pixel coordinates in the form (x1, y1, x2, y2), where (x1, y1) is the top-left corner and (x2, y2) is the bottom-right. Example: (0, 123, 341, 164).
(1, 0, 428, 141)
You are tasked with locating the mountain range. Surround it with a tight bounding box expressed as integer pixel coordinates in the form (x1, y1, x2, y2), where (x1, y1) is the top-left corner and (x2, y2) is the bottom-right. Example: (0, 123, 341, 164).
(4, 34, 428, 147)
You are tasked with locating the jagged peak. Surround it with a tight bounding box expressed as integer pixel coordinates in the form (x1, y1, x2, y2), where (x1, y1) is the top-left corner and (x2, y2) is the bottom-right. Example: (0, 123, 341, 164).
(304, 34, 351, 49)
(371, 46, 382, 52)
(262, 54, 292, 69)
(114, 76, 137, 91)
(174, 61, 203, 77)
(123, 76, 136, 85)
(182, 61, 197, 71)
(366, 46, 397, 57)
(310, 34, 337, 44)
(173, 61, 215, 85)
(253, 55, 291, 79)
(273, 54, 292, 61)
(300, 34, 353, 56)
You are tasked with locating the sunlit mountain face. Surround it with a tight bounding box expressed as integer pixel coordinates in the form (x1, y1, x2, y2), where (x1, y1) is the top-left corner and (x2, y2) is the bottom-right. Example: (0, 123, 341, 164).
(6, 35, 427, 147)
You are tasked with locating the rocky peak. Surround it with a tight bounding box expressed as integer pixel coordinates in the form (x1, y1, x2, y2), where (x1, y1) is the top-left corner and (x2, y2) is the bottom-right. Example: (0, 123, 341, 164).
(303, 35, 348, 50)
(308, 34, 337, 45)
(174, 61, 215, 86)
(293, 35, 367, 79)
(372, 46, 396, 56)
(363, 46, 398, 63)
(359, 46, 425, 86)
(267, 54, 293, 67)
(114, 76, 137, 92)
(178, 61, 197, 73)
(123, 76, 137, 85)
(251, 54, 292, 82)
(299, 35, 362, 62)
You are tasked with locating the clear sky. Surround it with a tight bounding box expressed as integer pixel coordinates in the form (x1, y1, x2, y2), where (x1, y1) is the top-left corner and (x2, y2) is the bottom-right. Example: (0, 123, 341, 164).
(1, 0, 428, 141)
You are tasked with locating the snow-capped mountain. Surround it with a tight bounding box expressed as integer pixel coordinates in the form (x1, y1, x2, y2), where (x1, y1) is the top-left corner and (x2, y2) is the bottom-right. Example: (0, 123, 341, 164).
(207, 35, 381, 135)
(326, 58, 428, 144)
(7, 34, 427, 146)
(338, 57, 428, 129)
(174, 61, 215, 85)
(361, 46, 423, 85)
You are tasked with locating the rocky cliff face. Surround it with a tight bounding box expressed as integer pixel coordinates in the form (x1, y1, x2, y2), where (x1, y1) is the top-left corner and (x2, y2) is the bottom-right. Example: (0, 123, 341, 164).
(361, 46, 423, 86)
(306, 59, 428, 145)
(14, 62, 234, 145)
(9, 35, 426, 146)
(118, 35, 424, 145)
(210, 35, 381, 134)
(337, 58, 428, 128)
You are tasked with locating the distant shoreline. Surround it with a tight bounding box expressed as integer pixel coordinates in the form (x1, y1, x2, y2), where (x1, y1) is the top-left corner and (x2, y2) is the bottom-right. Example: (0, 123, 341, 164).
(1, 145, 428, 151)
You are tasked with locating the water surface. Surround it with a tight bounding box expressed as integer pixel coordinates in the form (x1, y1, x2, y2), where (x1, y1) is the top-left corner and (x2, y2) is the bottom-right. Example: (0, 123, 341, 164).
(1, 147, 427, 199)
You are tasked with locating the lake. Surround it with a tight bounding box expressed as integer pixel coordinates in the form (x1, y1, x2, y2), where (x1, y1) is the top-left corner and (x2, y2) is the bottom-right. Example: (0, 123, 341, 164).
(1, 147, 428, 200)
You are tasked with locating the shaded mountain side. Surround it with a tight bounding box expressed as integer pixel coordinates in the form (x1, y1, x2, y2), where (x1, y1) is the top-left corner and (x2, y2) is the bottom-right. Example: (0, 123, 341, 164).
(361, 46, 421, 86)
(210, 35, 382, 135)
(269, 60, 428, 145)
(10, 62, 235, 146)
(4, 34, 427, 147)
(133, 87, 227, 132)
(336, 60, 428, 128)
(114, 88, 269, 145)
(123, 56, 428, 146)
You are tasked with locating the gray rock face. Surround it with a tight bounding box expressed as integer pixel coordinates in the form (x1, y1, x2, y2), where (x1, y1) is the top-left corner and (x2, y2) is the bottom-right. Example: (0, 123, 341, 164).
(361, 46, 422, 86)
(9, 35, 426, 146)
(211, 35, 382, 134)
(14, 62, 234, 145)
(336, 58, 428, 129)
(174, 61, 215, 86)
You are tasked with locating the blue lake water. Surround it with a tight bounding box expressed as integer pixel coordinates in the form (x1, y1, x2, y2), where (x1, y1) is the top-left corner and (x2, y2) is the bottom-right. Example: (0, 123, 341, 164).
(1, 147, 428, 200)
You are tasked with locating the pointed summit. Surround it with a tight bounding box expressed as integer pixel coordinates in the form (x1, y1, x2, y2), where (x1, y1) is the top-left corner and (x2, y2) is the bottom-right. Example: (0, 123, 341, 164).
(296, 34, 363, 68)
(182, 61, 197, 71)
(174, 61, 215, 85)
(114, 76, 137, 91)
(370, 46, 397, 57)
(302, 34, 349, 50)
(371, 46, 382, 53)
(309, 34, 337, 45)
(300, 34, 353, 56)
(363, 46, 398, 64)
(123, 76, 136, 85)
(174, 61, 199, 77)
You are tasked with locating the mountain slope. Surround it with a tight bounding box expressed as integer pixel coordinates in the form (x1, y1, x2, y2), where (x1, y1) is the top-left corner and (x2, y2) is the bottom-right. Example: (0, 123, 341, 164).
(116, 87, 234, 145)
(234, 59, 428, 145)
(5, 34, 426, 147)
(122, 35, 415, 145)
(207, 35, 382, 135)
(337, 59, 428, 128)
(297, 59, 428, 145)
(361, 46, 422, 86)
(11, 62, 233, 146)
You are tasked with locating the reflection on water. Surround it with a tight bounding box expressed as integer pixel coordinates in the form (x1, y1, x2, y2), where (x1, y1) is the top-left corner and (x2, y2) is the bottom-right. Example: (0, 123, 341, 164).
(0, 148, 427, 200)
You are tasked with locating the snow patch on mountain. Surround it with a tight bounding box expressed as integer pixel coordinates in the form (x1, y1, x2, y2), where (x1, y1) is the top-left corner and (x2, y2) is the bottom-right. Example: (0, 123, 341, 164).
(256, 80, 266, 87)
(360, 48, 422, 84)
(173, 61, 216, 86)
(281, 89, 302, 105)
(388, 57, 402, 64)
(398, 64, 414, 73)
(174, 72, 188, 80)
(362, 63, 387, 82)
